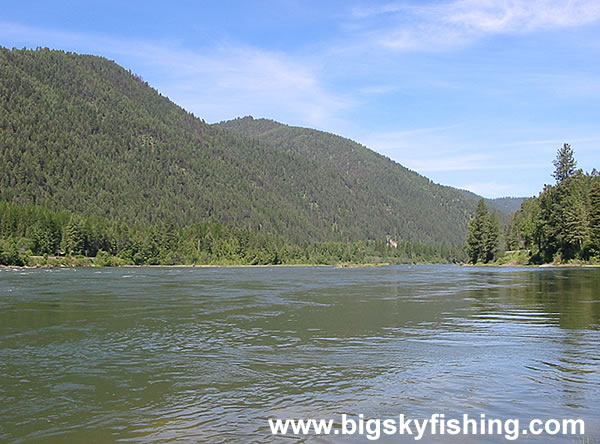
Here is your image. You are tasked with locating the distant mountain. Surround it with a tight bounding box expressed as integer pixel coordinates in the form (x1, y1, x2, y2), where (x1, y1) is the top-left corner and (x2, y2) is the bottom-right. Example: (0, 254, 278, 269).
(1, 47, 503, 246)
(457, 189, 526, 216)
(486, 197, 529, 214)
(486, 196, 527, 215)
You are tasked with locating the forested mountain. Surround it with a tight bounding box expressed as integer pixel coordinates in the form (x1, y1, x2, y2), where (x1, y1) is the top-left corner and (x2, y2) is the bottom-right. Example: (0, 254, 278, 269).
(486, 196, 527, 215)
(216, 118, 526, 218)
(216, 116, 500, 244)
(1, 47, 331, 243)
(2, 47, 498, 248)
(456, 190, 525, 216)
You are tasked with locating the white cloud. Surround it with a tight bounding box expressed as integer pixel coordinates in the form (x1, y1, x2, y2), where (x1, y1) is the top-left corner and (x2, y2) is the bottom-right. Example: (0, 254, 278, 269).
(357, 125, 556, 176)
(131, 44, 352, 127)
(409, 154, 492, 173)
(357, 126, 494, 172)
(351, 4, 406, 19)
(502, 136, 600, 147)
(0, 22, 350, 128)
(350, 0, 600, 52)
(459, 181, 518, 198)
(357, 84, 399, 95)
(361, 140, 495, 173)
(523, 72, 600, 98)
(447, 0, 600, 32)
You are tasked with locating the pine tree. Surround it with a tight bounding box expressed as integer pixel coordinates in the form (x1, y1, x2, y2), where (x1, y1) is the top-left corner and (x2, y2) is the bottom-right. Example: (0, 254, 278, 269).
(590, 180, 600, 256)
(485, 211, 501, 262)
(562, 180, 590, 258)
(466, 199, 499, 264)
(61, 217, 85, 255)
(552, 143, 577, 184)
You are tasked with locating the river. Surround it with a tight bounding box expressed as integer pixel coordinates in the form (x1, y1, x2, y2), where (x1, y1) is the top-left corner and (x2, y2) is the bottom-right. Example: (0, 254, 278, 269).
(1, 265, 599, 442)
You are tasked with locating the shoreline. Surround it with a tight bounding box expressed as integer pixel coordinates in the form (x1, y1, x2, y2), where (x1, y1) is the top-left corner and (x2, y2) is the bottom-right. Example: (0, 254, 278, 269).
(461, 262, 600, 268)
(0, 263, 352, 270)
(3, 262, 600, 270)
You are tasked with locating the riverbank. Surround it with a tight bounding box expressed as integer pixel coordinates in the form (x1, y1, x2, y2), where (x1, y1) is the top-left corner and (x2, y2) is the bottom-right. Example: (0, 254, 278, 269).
(462, 249, 600, 268)
(4, 251, 598, 269)
(461, 262, 600, 268)
(5, 261, 599, 270)
(1, 256, 398, 269)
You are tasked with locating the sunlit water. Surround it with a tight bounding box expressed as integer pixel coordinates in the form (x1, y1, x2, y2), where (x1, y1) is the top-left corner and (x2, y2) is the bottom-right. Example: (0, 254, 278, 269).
(1, 265, 599, 443)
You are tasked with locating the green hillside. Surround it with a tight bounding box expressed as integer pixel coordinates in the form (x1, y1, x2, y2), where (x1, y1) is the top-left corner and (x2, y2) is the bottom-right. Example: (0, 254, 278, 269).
(1, 47, 497, 247)
(0, 47, 338, 243)
(216, 116, 492, 244)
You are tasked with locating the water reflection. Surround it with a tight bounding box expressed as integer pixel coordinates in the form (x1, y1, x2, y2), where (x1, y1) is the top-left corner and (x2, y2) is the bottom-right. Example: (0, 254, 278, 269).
(0, 265, 598, 442)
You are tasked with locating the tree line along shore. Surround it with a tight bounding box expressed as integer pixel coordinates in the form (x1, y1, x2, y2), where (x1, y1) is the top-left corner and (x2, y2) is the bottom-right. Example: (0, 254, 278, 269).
(465, 144, 600, 266)
(2, 144, 598, 269)
(0, 200, 463, 267)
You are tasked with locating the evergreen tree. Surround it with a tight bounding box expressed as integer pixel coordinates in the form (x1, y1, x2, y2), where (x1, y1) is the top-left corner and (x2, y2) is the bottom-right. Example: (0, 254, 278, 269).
(507, 146, 597, 263)
(61, 217, 86, 255)
(552, 143, 577, 184)
(562, 178, 590, 257)
(0, 48, 513, 247)
(465, 199, 499, 264)
(484, 210, 501, 262)
(589, 180, 600, 257)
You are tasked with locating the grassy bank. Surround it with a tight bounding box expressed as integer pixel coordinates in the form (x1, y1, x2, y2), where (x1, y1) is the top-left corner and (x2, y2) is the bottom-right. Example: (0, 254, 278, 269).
(466, 249, 600, 267)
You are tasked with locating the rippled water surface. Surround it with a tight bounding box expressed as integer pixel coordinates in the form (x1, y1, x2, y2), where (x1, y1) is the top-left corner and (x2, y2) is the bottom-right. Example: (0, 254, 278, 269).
(1, 265, 599, 442)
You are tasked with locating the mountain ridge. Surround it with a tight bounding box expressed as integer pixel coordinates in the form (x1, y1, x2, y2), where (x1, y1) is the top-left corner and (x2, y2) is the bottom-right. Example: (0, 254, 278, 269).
(216, 116, 522, 238)
(2, 47, 509, 246)
(217, 116, 525, 213)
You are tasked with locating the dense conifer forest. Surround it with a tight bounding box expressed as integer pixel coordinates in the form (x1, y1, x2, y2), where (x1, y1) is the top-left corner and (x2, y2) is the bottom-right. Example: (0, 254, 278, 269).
(0, 47, 544, 266)
(2, 48, 596, 267)
(0, 48, 501, 246)
(0, 200, 464, 266)
(464, 144, 600, 265)
(217, 117, 525, 219)
(503, 144, 600, 264)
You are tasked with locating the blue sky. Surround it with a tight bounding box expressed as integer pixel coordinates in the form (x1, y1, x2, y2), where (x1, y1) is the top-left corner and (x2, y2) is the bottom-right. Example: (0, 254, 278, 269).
(2, 0, 599, 198)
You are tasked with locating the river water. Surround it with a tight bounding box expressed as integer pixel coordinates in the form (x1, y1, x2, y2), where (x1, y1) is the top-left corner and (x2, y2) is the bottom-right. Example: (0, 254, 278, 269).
(1, 265, 599, 442)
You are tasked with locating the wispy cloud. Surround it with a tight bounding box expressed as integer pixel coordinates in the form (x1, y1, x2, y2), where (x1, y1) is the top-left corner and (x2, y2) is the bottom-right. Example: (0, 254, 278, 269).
(410, 154, 494, 173)
(349, 0, 600, 51)
(351, 4, 407, 19)
(358, 125, 553, 177)
(502, 136, 600, 147)
(1, 5, 597, 199)
(0, 22, 350, 128)
(523, 72, 600, 98)
(446, 0, 600, 32)
(357, 84, 399, 95)
(459, 181, 518, 198)
(134, 44, 352, 127)
(360, 130, 496, 173)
